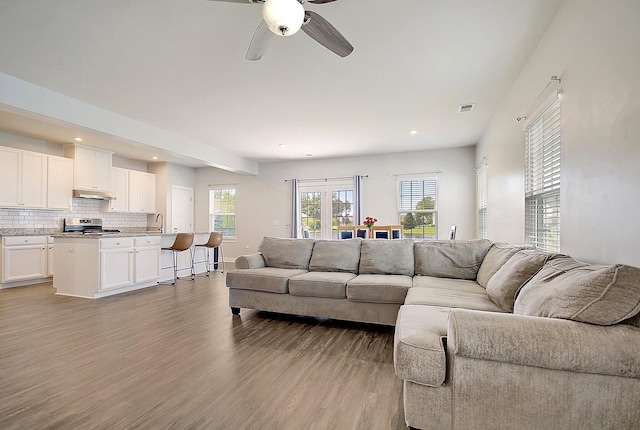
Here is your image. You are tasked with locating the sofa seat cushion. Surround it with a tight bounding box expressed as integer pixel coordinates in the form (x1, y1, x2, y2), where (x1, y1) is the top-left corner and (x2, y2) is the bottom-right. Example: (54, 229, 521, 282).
(514, 255, 640, 325)
(226, 268, 307, 293)
(258, 237, 315, 269)
(289, 272, 357, 299)
(476, 243, 530, 287)
(347, 274, 412, 304)
(414, 239, 493, 280)
(358, 239, 415, 276)
(309, 239, 361, 273)
(394, 305, 450, 387)
(413, 275, 488, 295)
(405, 285, 506, 313)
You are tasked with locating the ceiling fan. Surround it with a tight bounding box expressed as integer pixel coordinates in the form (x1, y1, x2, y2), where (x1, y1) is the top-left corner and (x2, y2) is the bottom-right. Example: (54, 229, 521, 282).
(209, 0, 354, 60)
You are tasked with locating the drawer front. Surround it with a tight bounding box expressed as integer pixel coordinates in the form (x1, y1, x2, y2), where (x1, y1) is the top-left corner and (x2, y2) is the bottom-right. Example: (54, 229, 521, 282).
(3, 236, 47, 246)
(100, 237, 134, 249)
(134, 236, 161, 247)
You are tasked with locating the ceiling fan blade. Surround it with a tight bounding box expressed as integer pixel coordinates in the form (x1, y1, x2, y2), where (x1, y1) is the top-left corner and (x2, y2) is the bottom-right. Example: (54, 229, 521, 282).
(246, 20, 275, 60)
(301, 11, 353, 57)
(307, 0, 339, 4)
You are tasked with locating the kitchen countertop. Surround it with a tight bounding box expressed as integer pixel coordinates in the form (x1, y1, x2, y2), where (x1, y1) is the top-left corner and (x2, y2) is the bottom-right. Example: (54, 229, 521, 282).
(0, 229, 164, 238)
(51, 232, 164, 239)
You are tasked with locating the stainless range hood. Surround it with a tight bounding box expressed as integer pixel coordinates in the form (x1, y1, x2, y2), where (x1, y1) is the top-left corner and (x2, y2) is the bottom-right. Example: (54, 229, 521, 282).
(73, 189, 116, 200)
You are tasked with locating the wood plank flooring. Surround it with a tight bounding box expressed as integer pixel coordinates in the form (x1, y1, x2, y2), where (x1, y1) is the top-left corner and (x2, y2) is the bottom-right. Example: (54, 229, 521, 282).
(0, 274, 405, 430)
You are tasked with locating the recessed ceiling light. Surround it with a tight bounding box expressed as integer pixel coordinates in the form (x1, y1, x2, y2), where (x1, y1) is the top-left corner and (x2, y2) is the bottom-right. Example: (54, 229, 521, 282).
(152, 156, 158, 160)
(409, 129, 418, 136)
(279, 143, 287, 148)
(306, 154, 313, 157)
(74, 137, 83, 142)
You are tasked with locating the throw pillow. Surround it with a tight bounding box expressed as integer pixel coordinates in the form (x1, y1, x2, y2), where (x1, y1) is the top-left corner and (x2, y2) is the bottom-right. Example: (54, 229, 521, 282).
(486, 250, 549, 312)
(476, 243, 531, 288)
(309, 239, 361, 273)
(258, 236, 315, 270)
(514, 255, 640, 325)
(414, 239, 493, 280)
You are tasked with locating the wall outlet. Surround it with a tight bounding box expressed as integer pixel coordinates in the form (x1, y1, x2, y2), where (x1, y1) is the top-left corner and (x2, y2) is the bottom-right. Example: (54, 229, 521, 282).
(245, 246, 250, 250)
(272, 220, 280, 226)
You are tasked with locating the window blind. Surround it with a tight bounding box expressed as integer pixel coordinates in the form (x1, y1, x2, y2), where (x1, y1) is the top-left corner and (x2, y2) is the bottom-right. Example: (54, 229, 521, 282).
(524, 97, 561, 252)
(477, 165, 488, 239)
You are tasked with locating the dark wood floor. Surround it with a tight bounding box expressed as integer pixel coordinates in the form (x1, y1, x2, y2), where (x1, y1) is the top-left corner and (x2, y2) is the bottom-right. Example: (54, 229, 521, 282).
(0, 273, 405, 430)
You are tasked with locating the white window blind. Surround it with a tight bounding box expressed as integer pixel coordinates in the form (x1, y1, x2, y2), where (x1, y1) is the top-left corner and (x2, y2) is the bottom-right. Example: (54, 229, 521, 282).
(397, 177, 437, 239)
(477, 165, 488, 239)
(524, 97, 561, 252)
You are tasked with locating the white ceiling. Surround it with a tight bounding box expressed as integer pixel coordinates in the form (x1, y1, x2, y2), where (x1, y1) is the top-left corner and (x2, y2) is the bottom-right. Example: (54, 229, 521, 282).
(0, 0, 564, 169)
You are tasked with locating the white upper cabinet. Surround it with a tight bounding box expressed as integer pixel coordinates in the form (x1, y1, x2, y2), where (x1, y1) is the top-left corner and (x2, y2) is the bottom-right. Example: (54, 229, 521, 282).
(64, 144, 112, 191)
(0, 146, 47, 208)
(128, 170, 156, 214)
(0, 147, 20, 206)
(47, 155, 73, 210)
(106, 167, 129, 212)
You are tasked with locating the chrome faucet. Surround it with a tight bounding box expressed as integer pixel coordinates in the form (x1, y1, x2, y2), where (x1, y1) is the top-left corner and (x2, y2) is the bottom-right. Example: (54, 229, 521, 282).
(155, 213, 164, 233)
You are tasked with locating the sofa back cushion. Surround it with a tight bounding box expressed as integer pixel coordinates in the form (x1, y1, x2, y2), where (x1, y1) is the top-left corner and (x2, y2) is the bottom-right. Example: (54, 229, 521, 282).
(258, 237, 315, 270)
(476, 243, 531, 287)
(486, 250, 549, 312)
(514, 255, 640, 325)
(414, 239, 493, 280)
(309, 239, 361, 273)
(358, 239, 414, 276)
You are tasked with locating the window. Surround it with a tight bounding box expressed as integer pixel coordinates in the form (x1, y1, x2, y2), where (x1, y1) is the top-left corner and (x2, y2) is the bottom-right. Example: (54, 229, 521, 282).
(525, 97, 561, 252)
(477, 165, 488, 239)
(209, 187, 235, 239)
(398, 177, 437, 239)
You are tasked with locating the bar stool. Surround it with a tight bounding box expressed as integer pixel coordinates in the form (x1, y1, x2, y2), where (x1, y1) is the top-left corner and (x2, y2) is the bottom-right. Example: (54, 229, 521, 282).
(161, 233, 194, 285)
(194, 232, 224, 275)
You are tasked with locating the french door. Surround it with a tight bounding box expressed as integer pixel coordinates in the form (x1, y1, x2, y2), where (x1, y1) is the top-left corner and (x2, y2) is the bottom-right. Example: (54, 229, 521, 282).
(299, 179, 354, 240)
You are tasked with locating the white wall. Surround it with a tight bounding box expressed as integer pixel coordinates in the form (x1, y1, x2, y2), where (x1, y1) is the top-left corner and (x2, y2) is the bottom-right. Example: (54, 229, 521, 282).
(0, 132, 63, 155)
(476, 0, 640, 266)
(195, 147, 476, 260)
(149, 162, 196, 231)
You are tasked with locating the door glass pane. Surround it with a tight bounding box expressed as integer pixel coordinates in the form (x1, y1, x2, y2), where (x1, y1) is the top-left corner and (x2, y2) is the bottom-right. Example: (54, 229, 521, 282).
(332, 189, 354, 239)
(301, 191, 321, 239)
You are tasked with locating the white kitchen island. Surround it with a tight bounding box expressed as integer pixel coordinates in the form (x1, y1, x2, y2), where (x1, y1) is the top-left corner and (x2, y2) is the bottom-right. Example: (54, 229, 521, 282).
(53, 233, 162, 299)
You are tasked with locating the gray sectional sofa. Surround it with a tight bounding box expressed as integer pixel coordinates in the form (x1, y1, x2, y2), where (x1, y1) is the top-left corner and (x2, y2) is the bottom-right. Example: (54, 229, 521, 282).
(226, 237, 640, 430)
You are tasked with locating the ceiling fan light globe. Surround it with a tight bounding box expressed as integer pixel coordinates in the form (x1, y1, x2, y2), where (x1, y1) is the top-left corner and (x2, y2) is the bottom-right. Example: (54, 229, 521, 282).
(263, 0, 304, 37)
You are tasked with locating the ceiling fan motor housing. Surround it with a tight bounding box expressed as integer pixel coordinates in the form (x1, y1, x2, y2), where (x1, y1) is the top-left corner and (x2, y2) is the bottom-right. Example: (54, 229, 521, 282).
(263, 0, 304, 36)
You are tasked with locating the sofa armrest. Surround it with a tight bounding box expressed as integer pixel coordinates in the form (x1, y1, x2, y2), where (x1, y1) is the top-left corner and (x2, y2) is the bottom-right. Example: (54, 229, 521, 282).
(234, 253, 266, 269)
(448, 309, 640, 378)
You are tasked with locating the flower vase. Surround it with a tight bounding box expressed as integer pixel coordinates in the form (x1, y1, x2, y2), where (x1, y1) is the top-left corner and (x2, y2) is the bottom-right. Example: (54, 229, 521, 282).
(368, 227, 373, 238)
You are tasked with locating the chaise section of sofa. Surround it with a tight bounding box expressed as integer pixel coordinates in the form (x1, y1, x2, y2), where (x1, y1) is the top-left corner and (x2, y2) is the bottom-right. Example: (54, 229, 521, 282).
(395, 242, 640, 430)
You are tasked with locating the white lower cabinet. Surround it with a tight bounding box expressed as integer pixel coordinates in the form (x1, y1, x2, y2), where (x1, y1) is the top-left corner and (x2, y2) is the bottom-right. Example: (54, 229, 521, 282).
(1, 236, 48, 285)
(47, 237, 54, 277)
(53, 235, 161, 298)
(133, 236, 161, 283)
(99, 236, 160, 292)
(100, 238, 135, 290)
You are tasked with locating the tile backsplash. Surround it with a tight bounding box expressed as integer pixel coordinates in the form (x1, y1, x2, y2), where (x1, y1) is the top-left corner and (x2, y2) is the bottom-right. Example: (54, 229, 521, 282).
(0, 198, 148, 230)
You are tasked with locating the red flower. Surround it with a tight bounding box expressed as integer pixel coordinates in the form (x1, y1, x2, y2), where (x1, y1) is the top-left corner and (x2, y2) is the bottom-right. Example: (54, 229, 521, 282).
(364, 216, 377, 227)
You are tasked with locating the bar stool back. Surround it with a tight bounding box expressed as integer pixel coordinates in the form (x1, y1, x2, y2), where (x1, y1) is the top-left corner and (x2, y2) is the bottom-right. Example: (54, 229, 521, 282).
(194, 232, 224, 275)
(161, 233, 194, 285)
